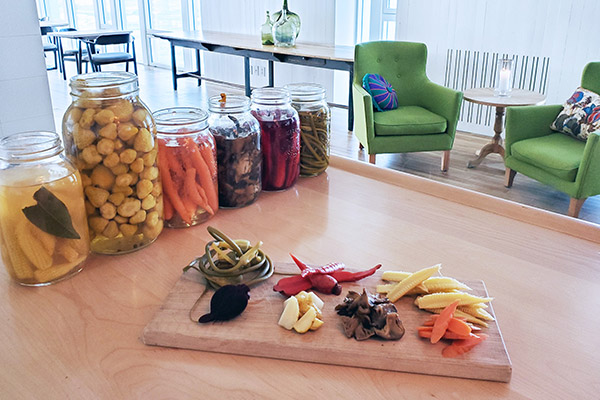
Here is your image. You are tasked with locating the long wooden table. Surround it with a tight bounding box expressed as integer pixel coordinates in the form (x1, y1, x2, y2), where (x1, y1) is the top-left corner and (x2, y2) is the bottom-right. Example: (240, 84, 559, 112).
(1, 156, 599, 399)
(152, 30, 355, 130)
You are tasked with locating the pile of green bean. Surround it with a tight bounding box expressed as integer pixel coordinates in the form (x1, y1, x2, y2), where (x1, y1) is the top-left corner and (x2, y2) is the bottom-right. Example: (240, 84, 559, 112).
(184, 226, 273, 289)
(298, 107, 331, 177)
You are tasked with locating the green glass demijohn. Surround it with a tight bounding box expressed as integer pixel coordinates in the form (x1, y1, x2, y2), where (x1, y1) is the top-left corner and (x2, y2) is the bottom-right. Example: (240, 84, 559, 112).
(273, 7, 297, 47)
(260, 11, 274, 45)
(272, 0, 300, 38)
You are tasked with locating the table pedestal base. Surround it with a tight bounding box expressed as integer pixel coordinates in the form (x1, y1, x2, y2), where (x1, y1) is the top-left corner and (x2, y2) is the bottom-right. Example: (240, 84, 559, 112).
(468, 106, 506, 168)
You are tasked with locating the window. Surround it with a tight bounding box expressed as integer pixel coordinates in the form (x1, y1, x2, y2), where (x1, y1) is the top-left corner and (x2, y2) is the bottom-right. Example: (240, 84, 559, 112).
(357, 0, 397, 42)
(71, 0, 97, 29)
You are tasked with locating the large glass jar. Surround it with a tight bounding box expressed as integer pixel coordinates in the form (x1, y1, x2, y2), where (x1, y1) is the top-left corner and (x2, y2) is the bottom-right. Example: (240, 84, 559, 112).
(154, 107, 218, 227)
(251, 88, 300, 191)
(0, 132, 90, 286)
(272, 7, 297, 47)
(284, 83, 331, 177)
(62, 72, 163, 254)
(208, 94, 262, 208)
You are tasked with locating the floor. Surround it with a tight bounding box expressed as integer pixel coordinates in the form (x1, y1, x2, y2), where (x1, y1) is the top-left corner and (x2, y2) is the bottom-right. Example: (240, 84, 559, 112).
(47, 63, 600, 225)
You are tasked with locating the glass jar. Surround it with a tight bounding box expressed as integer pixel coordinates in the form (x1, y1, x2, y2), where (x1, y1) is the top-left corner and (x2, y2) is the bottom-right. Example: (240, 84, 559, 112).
(62, 72, 163, 254)
(251, 88, 300, 191)
(0, 132, 90, 286)
(261, 11, 274, 45)
(273, 7, 297, 47)
(272, 0, 301, 38)
(208, 94, 262, 208)
(154, 107, 218, 227)
(284, 83, 331, 177)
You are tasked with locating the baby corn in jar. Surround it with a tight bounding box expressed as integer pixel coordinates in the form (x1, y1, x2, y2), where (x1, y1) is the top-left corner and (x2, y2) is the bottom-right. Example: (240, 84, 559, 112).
(0, 132, 90, 286)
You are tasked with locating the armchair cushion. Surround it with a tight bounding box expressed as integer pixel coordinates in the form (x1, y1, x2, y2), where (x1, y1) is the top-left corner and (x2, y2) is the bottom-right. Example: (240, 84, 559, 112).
(362, 73, 398, 112)
(373, 106, 447, 136)
(550, 87, 600, 141)
(511, 133, 586, 182)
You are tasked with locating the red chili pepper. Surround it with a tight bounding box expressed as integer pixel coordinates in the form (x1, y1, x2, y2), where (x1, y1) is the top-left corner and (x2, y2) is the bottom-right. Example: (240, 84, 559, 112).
(300, 262, 345, 278)
(290, 253, 309, 272)
(329, 264, 382, 283)
(272, 274, 312, 296)
(307, 273, 342, 295)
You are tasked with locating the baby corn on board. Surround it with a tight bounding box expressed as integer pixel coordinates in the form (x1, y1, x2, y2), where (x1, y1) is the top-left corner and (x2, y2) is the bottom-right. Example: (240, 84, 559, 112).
(142, 263, 512, 382)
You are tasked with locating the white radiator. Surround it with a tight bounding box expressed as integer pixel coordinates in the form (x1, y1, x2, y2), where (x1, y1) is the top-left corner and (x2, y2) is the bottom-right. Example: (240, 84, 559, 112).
(444, 50, 550, 130)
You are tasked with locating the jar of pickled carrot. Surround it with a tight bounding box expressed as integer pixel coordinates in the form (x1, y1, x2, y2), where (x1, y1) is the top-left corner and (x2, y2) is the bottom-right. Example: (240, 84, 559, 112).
(154, 107, 218, 228)
(0, 131, 90, 286)
(62, 72, 163, 254)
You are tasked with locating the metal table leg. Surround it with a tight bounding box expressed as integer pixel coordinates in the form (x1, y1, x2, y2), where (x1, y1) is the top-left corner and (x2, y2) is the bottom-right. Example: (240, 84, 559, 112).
(196, 49, 201, 86)
(268, 60, 274, 87)
(171, 43, 178, 91)
(347, 68, 354, 131)
(244, 56, 251, 97)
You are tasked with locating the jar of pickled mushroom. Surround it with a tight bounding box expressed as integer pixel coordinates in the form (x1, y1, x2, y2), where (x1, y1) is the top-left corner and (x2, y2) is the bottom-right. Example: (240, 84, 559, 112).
(0, 131, 90, 286)
(208, 94, 261, 207)
(284, 83, 331, 177)
(62, 72, 163, 254)
(154, 107, 218, 227)
(250, 88, 300, 191)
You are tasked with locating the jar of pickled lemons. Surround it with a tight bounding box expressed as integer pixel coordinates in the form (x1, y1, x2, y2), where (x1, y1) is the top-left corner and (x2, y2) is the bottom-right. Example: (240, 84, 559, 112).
(0, 131, 90, 286)
(62, 72, 163, 254)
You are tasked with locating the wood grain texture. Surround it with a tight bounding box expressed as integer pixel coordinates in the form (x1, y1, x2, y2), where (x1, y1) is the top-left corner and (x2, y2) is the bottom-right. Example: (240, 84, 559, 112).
(152, 31, 355, 62)
(142, 262, 511, 382)
(1, 157, 599, 399)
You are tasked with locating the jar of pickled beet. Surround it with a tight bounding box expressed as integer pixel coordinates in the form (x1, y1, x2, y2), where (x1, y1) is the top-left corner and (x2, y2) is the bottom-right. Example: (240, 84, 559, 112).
(154, 107, 218, 227)
(284, 83, 331, 177)
(250, 88, 300, 191)
(208, 94, 261, 208)
(62, 72, 163, 254)
(0, 131, 90, 286)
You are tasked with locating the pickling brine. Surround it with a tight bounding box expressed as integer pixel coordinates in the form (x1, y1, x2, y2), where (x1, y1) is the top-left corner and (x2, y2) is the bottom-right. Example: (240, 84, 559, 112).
(0, 132, 90, 286)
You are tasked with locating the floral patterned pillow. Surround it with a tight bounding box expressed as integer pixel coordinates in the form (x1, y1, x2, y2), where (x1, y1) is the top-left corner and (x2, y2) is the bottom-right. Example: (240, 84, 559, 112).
(551, 87, 600, 141)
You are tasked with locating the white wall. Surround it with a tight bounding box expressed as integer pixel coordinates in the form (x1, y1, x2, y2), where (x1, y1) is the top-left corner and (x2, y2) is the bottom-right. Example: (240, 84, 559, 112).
(0, 0, 55, 137)
(199, 0, 337, 101)
(396, 0, 600, 134)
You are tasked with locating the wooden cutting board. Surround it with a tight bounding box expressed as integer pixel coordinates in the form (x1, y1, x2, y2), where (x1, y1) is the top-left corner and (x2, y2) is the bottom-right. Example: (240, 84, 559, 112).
(142, 263, 512, 382)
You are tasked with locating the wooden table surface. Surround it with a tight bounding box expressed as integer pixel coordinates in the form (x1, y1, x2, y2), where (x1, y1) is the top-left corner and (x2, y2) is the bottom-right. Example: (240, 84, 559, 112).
(463, 88, 546, 108)
(153, 30, 355, 63)
(1, 156, 598, 399)
(48, 29, 133, 40)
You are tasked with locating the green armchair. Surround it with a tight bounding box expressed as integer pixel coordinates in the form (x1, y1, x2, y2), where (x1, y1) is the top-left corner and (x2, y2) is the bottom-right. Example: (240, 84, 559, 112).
(504, 62, 600, 218)
(352, 41, 463, 171)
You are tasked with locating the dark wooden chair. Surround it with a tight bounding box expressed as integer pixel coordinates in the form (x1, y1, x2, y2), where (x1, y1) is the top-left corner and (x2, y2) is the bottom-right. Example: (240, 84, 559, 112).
(84, 33, 137, 75)
(40, 26, 59, 71)
(57, 28, 89, 79)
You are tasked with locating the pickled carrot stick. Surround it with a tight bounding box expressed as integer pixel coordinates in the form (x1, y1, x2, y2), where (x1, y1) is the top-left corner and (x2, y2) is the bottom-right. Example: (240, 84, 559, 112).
(163, 194, 174, 220)
(196, 183, 209, 204)
(184, 140, 218, 211)
(184, 168, 214, 215)
(181, 196, 197, 217)
(198, 141, 217, 177)
(157, 148, 192, 224)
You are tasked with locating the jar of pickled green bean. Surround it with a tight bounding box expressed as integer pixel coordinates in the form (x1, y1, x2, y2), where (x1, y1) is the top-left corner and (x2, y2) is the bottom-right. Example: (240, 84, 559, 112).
(284, 83, 330, 177)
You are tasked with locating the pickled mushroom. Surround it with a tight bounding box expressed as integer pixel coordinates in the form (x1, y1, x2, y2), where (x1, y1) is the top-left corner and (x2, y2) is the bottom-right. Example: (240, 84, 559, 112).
(335, 289, 405, 341)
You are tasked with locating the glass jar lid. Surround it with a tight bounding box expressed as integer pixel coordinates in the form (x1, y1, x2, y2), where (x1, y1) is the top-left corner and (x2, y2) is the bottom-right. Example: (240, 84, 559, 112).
(153, 107, 209, 135)
(208, 94, 251, 114)
(69, 71, 139, 99)
(283, 83, 326, 102)
(251, 87, 291, 105)
(0, 131, 63, 162)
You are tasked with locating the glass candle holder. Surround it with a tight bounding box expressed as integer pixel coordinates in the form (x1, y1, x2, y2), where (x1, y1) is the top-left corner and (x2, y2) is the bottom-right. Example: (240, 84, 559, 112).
(495, 58, 514, 97)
